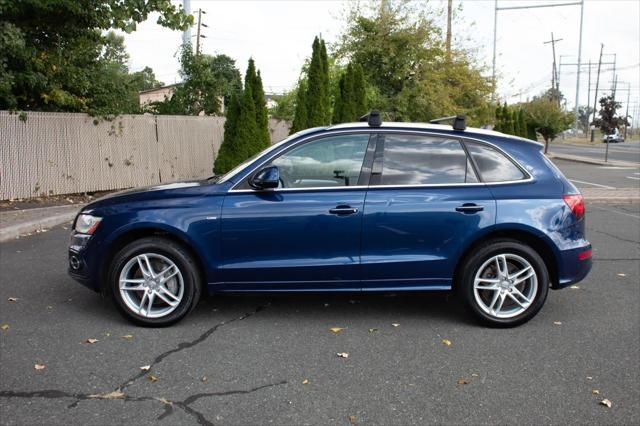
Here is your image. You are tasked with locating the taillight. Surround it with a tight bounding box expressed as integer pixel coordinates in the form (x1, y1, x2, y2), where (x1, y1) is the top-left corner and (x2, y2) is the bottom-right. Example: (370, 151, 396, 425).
(563, 194, 585, 220)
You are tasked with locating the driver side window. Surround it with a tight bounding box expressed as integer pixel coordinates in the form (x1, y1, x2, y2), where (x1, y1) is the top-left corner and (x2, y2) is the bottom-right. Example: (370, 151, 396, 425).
(270, 134, 371, 188)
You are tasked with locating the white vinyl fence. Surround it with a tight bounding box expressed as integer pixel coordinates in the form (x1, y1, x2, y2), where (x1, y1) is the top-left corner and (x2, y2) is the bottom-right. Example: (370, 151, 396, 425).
(0, 111, 290, 200)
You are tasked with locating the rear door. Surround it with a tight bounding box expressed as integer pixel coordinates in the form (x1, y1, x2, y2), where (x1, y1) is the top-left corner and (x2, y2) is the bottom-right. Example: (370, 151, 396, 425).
(361, 132, 496, 290)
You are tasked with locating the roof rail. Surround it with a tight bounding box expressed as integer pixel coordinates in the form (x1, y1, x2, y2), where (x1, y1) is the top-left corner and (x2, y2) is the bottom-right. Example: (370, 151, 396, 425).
(429, 115, 466, 131)
(359, 110, 382, 127)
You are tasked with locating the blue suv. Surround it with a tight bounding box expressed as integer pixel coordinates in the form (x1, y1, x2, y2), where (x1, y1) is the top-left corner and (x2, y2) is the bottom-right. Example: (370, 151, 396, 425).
(68, 113, 592, 327)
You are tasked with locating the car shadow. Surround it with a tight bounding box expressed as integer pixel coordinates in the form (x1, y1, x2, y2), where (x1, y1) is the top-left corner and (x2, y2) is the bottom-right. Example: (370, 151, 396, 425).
(189, 291, 476, 327)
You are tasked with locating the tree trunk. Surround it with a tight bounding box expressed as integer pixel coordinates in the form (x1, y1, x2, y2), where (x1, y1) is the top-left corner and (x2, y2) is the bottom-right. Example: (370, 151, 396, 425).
(544, 138, 550, 154)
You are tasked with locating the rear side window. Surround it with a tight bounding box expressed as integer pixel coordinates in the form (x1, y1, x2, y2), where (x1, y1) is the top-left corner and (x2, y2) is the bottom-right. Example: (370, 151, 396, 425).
(381, 134, 478, 185)
(465, 142, 526, 182)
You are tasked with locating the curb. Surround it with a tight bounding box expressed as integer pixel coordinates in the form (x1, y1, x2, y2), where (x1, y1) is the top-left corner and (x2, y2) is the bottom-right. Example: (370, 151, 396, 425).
(0, 206, 81, 243)
(547, 153, 639, 168)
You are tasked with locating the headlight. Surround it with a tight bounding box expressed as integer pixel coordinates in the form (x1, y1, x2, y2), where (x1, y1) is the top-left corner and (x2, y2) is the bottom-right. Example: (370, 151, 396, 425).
(75, 214, 102, 234)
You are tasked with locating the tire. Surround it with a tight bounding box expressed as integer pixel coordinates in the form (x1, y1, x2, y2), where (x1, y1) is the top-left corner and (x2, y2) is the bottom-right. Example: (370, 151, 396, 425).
(108, 237, 202, 327)
(457, 239, 549, 327)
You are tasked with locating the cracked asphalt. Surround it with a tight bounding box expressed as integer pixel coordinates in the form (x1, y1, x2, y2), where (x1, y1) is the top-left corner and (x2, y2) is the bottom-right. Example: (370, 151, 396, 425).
(1, 201, 639, 425)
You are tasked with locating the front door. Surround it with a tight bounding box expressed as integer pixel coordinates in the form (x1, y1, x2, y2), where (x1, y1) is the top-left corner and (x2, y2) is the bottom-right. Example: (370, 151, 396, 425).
(217, 133, 374, 290)
(361, 132, 496, 290)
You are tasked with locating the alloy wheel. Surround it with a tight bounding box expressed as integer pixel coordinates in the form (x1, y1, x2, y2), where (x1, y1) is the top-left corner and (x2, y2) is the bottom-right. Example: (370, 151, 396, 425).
(118, 253, 184, 318)
(473, 253, 538, 319)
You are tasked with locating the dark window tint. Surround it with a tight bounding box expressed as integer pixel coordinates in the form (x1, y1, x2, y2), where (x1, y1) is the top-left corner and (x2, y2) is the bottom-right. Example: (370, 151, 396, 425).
(465, 142, 526, 182)
(380, 134, 478, 185)
(271, 134, 370, 188)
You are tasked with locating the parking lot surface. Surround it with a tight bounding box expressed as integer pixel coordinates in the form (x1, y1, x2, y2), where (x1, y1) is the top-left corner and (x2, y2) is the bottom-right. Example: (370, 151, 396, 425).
(550, 140, 640, 164)
(1, 174, 639, 425)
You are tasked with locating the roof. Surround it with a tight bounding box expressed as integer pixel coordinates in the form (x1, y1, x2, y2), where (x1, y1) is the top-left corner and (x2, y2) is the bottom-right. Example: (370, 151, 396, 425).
(325, 121, 542, 147)
(138, 83, 181, 95)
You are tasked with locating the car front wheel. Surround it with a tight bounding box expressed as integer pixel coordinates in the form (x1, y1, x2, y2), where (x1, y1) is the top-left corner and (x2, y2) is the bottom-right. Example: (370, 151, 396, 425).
(458, 239, 549, 327)
(109, 237, 201, 326)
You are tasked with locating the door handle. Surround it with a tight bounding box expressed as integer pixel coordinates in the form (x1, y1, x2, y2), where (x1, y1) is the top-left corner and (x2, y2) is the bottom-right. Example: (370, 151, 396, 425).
(329, 206, 358, 215)
(456, 203, 484, 213)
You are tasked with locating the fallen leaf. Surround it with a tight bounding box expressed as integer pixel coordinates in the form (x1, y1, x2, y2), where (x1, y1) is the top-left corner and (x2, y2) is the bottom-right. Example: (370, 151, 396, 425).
(158, 397, 172, 405)
(201, 376, 208, 382)
(89, 390, 124, 400)
(471, 373, 479, 377)
(337, 352, 349, 358)
(140, 365, 151, 371)
(121, 334, 134, 340)
(600, 398, 612, 408)
(391, 323, 400, 327)
(442, 339, 452, 346)
(457, 378, 470, 385)
(302, 379, 309, 385)
(34, 364, 46, 370)
(592, 389, 600, 395)
(587, 376, 593, 380)
(329, 327, 345, 333)
(105, 332, 111, 337)
(570, 285, 580, 289)
(7, 297, 18, 302)
(47, 306, 53, 309)
(1, 324, 9, 331)
(148, 375, 158, 382)
(347, 415, 357, 424)
(553, 321, 562, 325)
(86, 338, 99, 344)
(368, 328, 378, 333)
(617, 273, 626, 277)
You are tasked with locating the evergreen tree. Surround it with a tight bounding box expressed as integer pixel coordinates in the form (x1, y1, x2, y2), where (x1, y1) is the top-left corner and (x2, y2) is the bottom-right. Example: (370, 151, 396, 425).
(513, 110, 521, 137)
(306, 36, 325, 127)
(352, 62, 367, 118)
(341, 63, 356, 122)
(502, 103, 514, 135)
(494, 106, 502, 132)
(244, 59, 270, 150)
(518, 109, 527, 137)
(319, 39, 332, 124)
(291, 80, 309, 134)
(332, 74, 344, 124)
(214, 89, 242, 174)
(234, 84, 259, 161)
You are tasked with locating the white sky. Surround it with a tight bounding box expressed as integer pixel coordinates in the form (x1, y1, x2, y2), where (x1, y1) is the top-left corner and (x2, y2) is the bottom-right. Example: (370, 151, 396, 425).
(122, 0, 640, 116)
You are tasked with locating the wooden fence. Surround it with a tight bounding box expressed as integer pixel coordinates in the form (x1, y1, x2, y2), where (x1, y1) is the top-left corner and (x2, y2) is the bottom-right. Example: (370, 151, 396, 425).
(0, 111, 290, 200)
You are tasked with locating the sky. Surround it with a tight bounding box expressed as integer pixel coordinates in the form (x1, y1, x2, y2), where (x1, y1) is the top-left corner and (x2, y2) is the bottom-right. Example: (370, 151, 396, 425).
(121, 0, 640, 119)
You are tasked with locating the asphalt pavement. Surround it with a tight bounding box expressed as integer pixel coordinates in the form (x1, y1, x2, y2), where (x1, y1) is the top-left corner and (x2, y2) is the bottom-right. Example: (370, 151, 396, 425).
(551, 159, 640, 189)
(1, 171, 639, 425)
(550, 140, 640, 164)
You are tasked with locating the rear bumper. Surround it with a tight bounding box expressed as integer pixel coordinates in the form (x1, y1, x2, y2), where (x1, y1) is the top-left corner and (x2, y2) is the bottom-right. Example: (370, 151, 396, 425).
(553, 243, 593, 289)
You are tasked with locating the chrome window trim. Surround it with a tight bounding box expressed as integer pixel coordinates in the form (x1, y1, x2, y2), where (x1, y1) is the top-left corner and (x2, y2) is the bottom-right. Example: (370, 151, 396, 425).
(228, 129, 533, 193)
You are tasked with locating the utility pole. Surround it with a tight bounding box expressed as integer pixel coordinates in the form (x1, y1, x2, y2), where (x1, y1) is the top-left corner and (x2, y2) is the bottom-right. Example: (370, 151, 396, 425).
(585, 60, 591, 138)
(492, 0, 498, 96)
(446, 0, 453, 57)
(624, 84, 631, 140)
(182, 0, 191, 47)
(543, 32, 563, 106)
(492, 1, 583, 101)
(591, 44, 604, 142)
(195, 8, 203, 55)
(573, 0, 585, 131)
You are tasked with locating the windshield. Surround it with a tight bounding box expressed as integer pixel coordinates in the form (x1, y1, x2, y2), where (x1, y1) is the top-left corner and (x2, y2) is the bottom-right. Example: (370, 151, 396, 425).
(215, 130, 319, 183)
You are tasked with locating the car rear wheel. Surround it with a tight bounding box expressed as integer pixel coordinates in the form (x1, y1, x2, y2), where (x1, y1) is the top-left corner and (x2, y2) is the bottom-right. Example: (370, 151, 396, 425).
(458, 239, 549, 327)
(109, 237, 201, 326)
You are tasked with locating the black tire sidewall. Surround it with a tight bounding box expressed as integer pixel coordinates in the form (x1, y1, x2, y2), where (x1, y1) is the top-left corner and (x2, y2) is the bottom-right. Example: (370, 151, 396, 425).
(109, 237, 201, 327)
(459, 240, 549, 327)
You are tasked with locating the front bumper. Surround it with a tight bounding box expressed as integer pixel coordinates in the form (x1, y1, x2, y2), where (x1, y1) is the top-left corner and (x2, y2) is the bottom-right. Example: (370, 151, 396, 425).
(68, 232, 100, 292)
